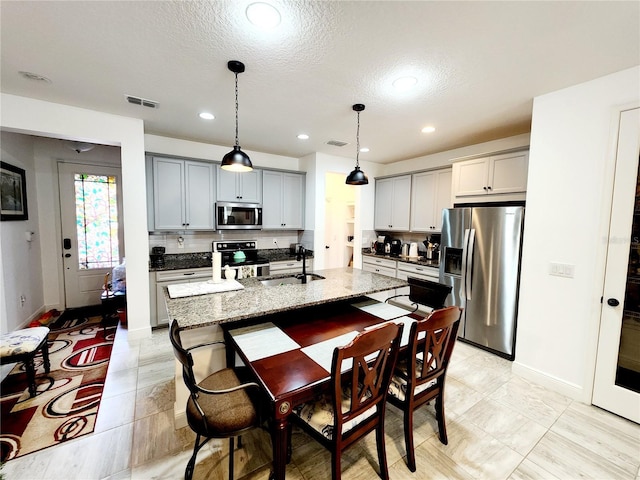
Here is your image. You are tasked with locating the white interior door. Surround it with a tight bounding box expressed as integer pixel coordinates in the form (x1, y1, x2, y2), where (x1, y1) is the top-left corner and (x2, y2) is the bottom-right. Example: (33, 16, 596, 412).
(58, 162, 124, 308)
(593, 107, 640, 422)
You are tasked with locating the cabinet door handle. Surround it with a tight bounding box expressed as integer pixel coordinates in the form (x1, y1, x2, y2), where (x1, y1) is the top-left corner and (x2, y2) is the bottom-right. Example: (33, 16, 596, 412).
(607, 298, 620, 307)
(487, 186, 492, 191)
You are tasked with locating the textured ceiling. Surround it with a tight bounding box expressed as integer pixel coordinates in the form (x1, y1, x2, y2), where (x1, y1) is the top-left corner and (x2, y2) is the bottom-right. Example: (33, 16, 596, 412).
(1, 1, 638, 164)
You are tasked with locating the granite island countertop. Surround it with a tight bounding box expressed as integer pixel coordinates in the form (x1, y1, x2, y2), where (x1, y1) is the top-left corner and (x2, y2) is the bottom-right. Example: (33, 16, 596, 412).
(165, 267, 406, 330)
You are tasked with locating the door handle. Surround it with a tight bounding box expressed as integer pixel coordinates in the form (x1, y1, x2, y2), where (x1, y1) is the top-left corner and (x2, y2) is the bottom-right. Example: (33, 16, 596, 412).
(64, 253, 71, 258)
(325, 245, 330, 249)
(607, 298, 620, 307)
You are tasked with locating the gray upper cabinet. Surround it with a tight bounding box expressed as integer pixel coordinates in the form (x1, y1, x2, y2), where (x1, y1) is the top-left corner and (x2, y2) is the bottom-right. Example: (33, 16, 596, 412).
(374, 175, 411, 231)
(410, 169, 452, 232)
(262, 170, 305, 229)
(216, 167, 262, 203)
(452, 150, 528, 200)
(151, 156, 215, 231)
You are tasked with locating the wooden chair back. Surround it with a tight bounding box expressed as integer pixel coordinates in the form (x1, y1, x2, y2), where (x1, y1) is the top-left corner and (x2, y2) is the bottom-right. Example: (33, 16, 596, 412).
(331, 321, 402, 447)
(409, 306, 461, 389)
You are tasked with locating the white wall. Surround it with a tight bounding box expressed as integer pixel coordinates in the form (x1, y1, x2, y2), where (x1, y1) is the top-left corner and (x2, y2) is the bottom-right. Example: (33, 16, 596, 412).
(381, 133, 530, 176)
(1, 94, 150, 340)
(145, 134, 300, 170)
(515, 66, 640, 401)
(0, 132, 44, 332)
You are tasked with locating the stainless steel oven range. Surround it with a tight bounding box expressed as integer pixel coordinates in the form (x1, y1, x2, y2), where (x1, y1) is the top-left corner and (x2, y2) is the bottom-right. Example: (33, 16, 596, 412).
(212, 240, 270, 278)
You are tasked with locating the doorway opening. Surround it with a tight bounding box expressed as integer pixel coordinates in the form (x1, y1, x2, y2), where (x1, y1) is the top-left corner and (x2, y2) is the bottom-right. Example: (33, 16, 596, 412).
(324, 173, 355, 269)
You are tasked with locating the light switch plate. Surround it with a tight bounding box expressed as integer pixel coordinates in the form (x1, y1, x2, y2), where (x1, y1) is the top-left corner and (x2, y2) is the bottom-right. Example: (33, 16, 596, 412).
(549, 262, 575, 278)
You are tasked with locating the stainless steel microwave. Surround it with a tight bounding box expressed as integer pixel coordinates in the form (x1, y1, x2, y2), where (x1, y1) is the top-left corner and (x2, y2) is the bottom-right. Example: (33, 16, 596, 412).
(215, 202, 262, 230)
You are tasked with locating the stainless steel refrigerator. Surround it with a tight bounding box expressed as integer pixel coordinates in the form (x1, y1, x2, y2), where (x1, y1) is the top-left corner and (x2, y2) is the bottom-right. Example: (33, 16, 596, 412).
(439, 206, 524, 359)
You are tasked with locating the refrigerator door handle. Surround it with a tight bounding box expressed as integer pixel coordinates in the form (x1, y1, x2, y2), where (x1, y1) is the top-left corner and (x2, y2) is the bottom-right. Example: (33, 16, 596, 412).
(460, 228, 471, 300)
(466, 228, 476, 300)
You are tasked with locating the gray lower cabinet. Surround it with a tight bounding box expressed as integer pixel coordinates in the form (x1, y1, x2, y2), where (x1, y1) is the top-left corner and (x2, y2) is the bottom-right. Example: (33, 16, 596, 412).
(270, 258, 314, 275)
(150, 268, 212, 327)
(262, 170, 305, 229)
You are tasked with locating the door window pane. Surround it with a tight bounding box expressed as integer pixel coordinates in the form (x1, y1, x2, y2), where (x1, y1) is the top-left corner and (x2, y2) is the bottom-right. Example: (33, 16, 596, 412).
(74, 174, 119, 269)
(619, 157, 640, 393)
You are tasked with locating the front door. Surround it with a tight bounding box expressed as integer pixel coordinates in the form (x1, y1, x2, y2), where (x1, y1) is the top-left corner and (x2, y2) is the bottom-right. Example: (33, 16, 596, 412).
(593, 107, 640, 422)
(58, 162, 124, 308)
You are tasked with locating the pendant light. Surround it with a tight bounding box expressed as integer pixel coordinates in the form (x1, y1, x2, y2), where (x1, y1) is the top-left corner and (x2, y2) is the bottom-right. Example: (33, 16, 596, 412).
(345, 104, 368, 185)
(221, 60, 253, 172)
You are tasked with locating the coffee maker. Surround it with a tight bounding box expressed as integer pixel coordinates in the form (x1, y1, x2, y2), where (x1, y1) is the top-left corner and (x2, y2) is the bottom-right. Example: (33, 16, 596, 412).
(150, 246, 165, 268)
(389, 239, 402, 256)
(374, 235, 391, 255)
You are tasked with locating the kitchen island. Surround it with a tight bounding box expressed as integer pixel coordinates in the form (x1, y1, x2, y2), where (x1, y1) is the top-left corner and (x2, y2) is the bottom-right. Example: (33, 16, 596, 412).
(166, 267, 408, 431)
(165, 267, 407, 329)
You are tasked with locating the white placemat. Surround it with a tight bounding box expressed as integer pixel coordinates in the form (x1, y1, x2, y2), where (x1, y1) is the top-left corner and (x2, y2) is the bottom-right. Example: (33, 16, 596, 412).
(167, 279, 244, 298)
(229, 322, 301, 362)
(355, 302, 409, 320)
(300, 331, 361, 373)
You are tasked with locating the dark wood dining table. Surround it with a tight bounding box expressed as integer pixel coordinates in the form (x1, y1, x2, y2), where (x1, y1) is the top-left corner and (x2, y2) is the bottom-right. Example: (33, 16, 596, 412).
(222, 297, 420, 480)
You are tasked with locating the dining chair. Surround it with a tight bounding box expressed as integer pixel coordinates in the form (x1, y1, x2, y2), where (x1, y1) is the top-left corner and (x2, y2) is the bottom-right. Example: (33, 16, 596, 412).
(289, 321, 403, 480)
(387, 306, 462, 472)
(169, 320, 262, 480)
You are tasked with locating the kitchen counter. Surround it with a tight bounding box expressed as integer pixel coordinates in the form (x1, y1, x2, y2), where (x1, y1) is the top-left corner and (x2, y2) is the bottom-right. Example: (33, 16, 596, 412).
(362, 251, 440, 269)
(165, 267, 406, 330)
(149, 249, 314, 272)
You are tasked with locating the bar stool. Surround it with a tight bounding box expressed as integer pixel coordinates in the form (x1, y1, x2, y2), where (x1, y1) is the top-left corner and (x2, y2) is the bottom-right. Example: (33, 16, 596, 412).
(0, 326, 51, 397)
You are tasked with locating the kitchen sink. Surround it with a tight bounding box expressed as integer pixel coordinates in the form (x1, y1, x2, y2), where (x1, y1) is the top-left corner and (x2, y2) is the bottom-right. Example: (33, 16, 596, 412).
(260, 274, 325, 287)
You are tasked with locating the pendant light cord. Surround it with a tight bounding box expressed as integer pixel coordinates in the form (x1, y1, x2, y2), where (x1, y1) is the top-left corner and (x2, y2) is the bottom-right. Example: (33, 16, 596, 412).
(234, 72, 239, 147)
(355, 111, 360, 167)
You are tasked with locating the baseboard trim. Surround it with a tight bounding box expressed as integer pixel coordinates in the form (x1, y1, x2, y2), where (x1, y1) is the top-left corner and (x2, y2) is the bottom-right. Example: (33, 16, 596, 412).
(174, 402, 187, 429)
(512, 361, 585, 401)
(126, 325, 152, 341)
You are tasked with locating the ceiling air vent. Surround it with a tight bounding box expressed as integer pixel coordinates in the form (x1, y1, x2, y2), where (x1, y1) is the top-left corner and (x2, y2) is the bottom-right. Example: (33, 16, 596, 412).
(125, 95, 159, 109)
(327, 140, 348, 147)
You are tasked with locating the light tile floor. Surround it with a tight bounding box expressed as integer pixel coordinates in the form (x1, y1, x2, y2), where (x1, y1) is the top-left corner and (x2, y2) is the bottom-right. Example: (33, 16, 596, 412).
(4, 323, 640, 480)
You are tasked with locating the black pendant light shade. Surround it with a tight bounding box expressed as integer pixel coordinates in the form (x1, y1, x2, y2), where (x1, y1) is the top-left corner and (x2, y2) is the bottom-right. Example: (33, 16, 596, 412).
(222, 60, 253, 172)
(346, 103, 368, 185)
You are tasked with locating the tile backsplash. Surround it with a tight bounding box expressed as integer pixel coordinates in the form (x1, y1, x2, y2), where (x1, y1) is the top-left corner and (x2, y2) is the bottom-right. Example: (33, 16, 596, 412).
(149, 231, 302, 254)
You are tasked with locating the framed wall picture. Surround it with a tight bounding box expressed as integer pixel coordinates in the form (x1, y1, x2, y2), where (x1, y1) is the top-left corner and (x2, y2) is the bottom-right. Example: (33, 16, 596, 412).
(1, 161, 28, 221)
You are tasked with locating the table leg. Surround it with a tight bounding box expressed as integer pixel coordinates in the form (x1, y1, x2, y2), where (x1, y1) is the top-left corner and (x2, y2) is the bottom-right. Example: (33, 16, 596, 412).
(270, 416, 288, 480)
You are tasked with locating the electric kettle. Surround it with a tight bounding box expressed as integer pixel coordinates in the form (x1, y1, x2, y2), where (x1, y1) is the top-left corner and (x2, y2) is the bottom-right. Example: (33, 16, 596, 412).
(409, 242, 419, 258)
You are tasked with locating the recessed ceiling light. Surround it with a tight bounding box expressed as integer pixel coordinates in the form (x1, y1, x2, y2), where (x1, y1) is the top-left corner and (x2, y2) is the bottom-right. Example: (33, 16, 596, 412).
(297, 134, 309, 140)
(199, 112, 215, 120)
(392, 76, 417, 91)
(246, 2, 281, 29)
(421, 126, 436, 133)
(18, 71, 51, 83)
(359, 147, 370, 153)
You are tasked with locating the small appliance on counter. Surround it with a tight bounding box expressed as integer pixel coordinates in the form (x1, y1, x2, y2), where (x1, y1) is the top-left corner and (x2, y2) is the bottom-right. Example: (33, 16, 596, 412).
(390, 239, 402, 256)
(408, 242, 419, 258)
(150, 246, 165, 268)
(375, 235, 391, 255)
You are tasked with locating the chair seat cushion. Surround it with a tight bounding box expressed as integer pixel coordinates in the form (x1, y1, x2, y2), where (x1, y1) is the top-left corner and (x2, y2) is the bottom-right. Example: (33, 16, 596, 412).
(292, 387, 376, 441)
(0, 327, 50, 357)
(186, 368, 257, 435)
(388, 355, 437, 402)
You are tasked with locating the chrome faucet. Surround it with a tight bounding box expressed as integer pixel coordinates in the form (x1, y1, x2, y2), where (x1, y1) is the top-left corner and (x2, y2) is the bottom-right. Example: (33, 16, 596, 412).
(296, 245, 307, 283)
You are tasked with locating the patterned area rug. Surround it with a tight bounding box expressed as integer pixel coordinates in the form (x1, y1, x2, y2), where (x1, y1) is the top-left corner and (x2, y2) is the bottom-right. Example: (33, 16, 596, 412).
(0, 313, 117, 461)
